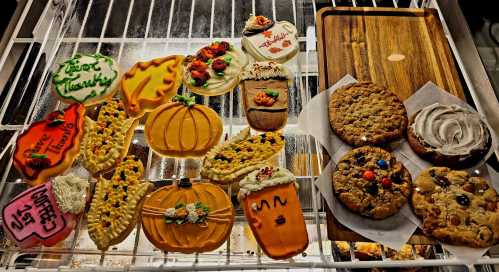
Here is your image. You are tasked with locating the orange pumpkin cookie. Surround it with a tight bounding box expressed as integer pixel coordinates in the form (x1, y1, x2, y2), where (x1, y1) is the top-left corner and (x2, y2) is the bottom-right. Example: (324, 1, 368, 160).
(201, 127, 285, 184)
(239, 166, 308, 259)
(142, 178, 234, 253)
(13, 104, 85, 186)
(87, 155, 153, 251)
(82, 98, 138, 176)
(121, 55, 184, 117)
(145, 95, 222, 158)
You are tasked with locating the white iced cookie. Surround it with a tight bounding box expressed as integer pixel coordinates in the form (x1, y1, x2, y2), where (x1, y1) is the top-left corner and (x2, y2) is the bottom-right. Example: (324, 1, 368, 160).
(52, 174, 89, 214)
(241, 15, 299, 63)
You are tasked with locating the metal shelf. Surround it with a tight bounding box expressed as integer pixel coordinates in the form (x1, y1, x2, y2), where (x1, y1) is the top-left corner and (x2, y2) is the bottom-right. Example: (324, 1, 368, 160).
(0, 0, 497, 271)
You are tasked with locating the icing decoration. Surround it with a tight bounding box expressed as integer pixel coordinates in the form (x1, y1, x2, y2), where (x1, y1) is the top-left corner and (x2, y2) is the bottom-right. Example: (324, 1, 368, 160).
(163, 202, 209, 224)
(82, 98, 138, 175)
(412, 103, 490, 157)
(87, 156, 153, 251)
(242, 15, 274, 35)
(52, 53, 119, 105)
(201, 127, 285, 184)
(121, 55, 184, 117)
(142, 178, 234, 253)
(52, 174, 89, 214)
(242, 15, 298, 63)
(1, 180, 83, 249)
(145, 95, 223, 158)
(239, 166, 308, 259)
(183, 41, 248, 96)
(13, 104, 86, 186)
(240, 61, 291, 131)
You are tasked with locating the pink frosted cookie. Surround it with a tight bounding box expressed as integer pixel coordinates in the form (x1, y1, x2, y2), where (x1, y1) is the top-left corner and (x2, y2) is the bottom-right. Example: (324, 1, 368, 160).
(2, 174, 88, 248)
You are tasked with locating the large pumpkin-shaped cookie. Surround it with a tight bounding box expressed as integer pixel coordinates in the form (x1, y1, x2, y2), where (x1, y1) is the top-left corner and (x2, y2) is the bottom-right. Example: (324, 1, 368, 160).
(145, 95, 223, 157)
(142, 178, 234, 253)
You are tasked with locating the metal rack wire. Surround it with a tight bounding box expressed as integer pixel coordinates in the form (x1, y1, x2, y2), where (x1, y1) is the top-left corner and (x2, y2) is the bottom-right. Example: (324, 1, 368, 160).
(0, 0, 498, 271)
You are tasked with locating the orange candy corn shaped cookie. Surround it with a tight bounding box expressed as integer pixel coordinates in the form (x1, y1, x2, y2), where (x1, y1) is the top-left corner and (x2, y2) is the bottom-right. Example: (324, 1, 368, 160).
(239, 166, 308, 259)
(13, 104, 85, 186)
(142, 178, 234, 253)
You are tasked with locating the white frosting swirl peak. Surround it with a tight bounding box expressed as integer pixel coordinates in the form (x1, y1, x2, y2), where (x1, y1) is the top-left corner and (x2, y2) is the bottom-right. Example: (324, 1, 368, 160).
(52, 174, 89, 214)
(241, 61, 290, 81)
(239, 166, 297, 198)
(412, 103, 490, 156)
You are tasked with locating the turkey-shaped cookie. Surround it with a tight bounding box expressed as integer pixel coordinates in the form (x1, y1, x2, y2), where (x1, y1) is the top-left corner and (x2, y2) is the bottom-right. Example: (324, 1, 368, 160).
(121, 55, 184, 117)
(87, 155, 153, 251)
(82, 98, 138, 176)
(13, 104, 85, 186)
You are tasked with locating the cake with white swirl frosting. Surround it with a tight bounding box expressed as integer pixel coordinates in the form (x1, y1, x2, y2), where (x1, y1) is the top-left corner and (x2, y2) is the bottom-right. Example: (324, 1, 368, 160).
(407, 103, 491, 168)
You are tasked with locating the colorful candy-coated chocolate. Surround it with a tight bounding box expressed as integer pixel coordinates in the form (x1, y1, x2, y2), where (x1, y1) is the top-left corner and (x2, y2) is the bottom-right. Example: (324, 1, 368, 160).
(362, 170, 375, 181)
(376, 159, 388, 169)
(381, 177, 392, 188)
(2, 182, 76, 249)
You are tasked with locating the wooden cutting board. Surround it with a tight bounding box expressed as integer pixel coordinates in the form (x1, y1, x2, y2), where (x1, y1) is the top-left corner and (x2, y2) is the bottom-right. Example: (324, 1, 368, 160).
(316, 7, 464, 100)
(316, 7, 464, 243)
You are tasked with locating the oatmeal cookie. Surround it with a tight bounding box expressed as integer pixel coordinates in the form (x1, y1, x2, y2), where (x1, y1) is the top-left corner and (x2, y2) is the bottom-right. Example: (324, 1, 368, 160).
(412, 167, 499, 248)
(332, 146, 412, 219)
(328, 82, 408, 147)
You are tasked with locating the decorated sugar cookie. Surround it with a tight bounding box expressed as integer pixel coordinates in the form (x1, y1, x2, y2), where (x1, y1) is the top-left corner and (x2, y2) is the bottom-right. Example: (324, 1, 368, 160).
(13, 104, 86, 186)
(52, 53, 119, 106)
(121, 55, 184, 117)
(82, 98, 138, 176)
(240, 61, 292, 131)
(87, 155, 153, 251)
(239, 166, 308, 259)
(242, 15, 298, 63)
(2, 174, 88, 249)
(183, 41, 248, 96)
(201, 127, 285, 184)
(145, 95, 223, 158)
(142, 178, 234, 253)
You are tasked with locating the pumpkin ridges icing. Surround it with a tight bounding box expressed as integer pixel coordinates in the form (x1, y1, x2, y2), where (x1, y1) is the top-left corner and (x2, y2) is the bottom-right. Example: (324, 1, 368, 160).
(145, 101, 223, 158)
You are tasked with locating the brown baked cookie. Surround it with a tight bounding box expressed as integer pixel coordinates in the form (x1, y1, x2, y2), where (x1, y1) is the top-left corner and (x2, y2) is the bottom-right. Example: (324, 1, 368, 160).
(412, 167, 499, 248)
(332, 146, 412, 219)
(407, 103, 491, 169)
(328, 82, 408, 147)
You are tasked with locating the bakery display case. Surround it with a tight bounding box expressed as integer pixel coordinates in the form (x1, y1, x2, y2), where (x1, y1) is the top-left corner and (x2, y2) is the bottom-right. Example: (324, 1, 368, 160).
(0, 0, 498, 271)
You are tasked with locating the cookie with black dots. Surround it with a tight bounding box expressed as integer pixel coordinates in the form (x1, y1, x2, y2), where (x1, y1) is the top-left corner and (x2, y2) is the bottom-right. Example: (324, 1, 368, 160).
(412, 167, 499, 248)
(87, 155, 152, 250)
(332, 146, 412, 219)
(82, 98, 138, 176)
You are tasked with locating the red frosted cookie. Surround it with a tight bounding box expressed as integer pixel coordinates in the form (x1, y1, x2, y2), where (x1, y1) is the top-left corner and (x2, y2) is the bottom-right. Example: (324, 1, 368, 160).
(13, 104, 85, 186)
(2, 174, 88, 249)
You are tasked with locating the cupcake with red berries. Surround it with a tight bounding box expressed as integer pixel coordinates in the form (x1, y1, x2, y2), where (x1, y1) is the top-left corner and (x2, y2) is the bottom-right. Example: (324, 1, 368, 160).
(184, 41, 248, 96)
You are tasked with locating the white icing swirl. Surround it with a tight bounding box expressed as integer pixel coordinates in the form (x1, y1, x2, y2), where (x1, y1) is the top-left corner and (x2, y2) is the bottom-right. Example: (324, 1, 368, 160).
(243, 15, 273, 33)
(412, 103, 490, 156)
(240, 61, 290, 81)
(239, 166, 298, 198)
(52, 174, 89, 214)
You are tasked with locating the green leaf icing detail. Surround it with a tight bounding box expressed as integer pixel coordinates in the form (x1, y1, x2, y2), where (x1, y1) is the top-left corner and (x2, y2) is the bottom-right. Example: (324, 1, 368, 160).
(165, 201, 210, 225)
(172, 95, 196, 107)
(31, 153, 48, 159)
(265, 89, 279, 98)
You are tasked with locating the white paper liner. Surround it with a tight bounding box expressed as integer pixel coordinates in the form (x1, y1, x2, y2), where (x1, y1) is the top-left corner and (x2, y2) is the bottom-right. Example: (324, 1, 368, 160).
(298, 75, 499, 260)
(298, 75, 418, 249)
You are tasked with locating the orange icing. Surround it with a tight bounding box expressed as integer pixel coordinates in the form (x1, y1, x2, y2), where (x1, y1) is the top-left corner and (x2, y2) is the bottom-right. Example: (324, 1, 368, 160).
(121, 55, 184, 117)
(240, 182, 308, 259)
(145, 101, 222, 157)
(142, 181, 234, 253)
(13, 104, 85, 186)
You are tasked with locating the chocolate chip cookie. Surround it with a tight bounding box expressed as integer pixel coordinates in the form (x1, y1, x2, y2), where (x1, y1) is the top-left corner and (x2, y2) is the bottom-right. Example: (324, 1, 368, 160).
(332, 146, 412, 219)
(328, 82, 408, 147)
(412, 167, 499, 248)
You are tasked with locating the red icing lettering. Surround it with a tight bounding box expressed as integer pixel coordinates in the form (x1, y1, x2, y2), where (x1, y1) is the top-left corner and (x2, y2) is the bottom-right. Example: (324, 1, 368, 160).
(258, 32, 288, 49)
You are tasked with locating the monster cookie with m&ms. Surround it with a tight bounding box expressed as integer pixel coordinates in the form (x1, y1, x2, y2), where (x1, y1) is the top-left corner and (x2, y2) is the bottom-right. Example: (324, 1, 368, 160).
(87, 156, 153, 251)
(412, 167, 499, 248)
(239, 166, 308, 259)
(13, 104, 86, 186)
(183, 41, 248, 96)
(52, 53, 119, 106)
(2, 174, 88, 249)
(332, 146, 412, 219)
(82, 98, 138, 176)
(141, 178, 234, 253)
(201, 127, 285, 184)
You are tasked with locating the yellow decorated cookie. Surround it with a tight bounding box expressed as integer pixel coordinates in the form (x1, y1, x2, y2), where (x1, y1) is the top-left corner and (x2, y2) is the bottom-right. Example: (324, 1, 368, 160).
(145, 95, 223, 158)
(87, 156, 153, 251)
(121, 55, 184, 117)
